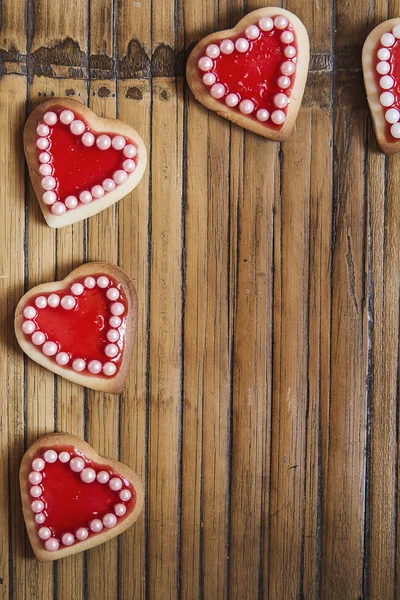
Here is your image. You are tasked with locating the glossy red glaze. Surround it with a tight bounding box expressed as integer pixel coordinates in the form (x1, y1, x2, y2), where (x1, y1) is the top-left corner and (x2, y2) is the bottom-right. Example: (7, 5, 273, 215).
(30, 446, 135, 540)
(200, 24, 297, 127)
(374, 39, 400, 141)
(22, 276, 126, 373)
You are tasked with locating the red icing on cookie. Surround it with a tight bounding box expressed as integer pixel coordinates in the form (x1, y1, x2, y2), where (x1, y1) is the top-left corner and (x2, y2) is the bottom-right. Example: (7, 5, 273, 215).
(28, 446, 135, 549)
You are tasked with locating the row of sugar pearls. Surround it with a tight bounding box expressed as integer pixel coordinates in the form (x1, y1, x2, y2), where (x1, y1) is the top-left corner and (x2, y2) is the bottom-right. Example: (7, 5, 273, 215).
(88, 516, 119, 532)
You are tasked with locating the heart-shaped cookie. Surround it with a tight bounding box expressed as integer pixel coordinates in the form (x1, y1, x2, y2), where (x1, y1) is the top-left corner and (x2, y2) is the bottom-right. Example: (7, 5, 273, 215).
(363, 19, 400, 154)
(20, 433, 144, 561)
(14, 263, 137, 393)
(186, 7, 309, 140)
(24, 98, 147, 227)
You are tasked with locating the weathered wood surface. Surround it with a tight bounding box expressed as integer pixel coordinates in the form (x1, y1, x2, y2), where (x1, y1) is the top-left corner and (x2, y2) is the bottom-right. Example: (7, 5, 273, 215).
(0, 0, 399, 598)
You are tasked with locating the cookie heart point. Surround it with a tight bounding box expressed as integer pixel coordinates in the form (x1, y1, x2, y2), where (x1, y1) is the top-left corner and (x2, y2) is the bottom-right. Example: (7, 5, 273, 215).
(186, 7, 309, 140)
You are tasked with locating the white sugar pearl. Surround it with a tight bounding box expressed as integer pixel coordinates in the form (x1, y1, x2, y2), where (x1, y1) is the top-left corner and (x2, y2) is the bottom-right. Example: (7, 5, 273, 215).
(38, 527, 51, 540)
(114, 503, 126, 517)
(30, 485, 42, 498)
(70, 457, 85, 472)
(119, 489, 132, 501)
(58, 451, 70, 463)
(79, 190, 92, 204)
(103, 513, 117, 528)
(22, 321, 36, 334)
(210, 83, 226, 99)
(97, 276, 109, 288)
(256, 109, 270, 122)
(84, 277, 96, 289)
(278, 75, 291, 89)
(96, 134, 111, 150)
(70, 120, 85, 135)
(60, 110, 75, 124)
(36, 137, 50, 150)
(271, 110, 286, 125)
(122, 159, 136, 173)
(28, 471, 42, 484)
(281, 61, 295, 76)
(42, 191, 57, 205)
(239, 99, 255, 115)
(39, 152, 51, 163)
(259, 16, 273, 31)
(35, 513, 46, 524)
(48, 294, 60, 307)
(393, 24, 400, 39)
(45, 538, 59, 552)
(44, 449, 58, 463)
(90, 519, 103, 533)
(32, 331, 45, 345)
(71, 283, 84, 295)
(103, 362, 117, 376)
(112, 135, 126, 150)
(91, 184, 105, 199)
(113, 170, 128, 185)
(123, 144, 137, 158)
(32, 458, 45, 471)
(245, 25, 260, 40)
(235, 38, 249, 53)
(41, 176, 56, 191)
(102, 178, 116, 192)
(56, 352, 69, 366)
(225, 93, 239, 107)
(97, 471, 110, 484)
(72, 358, 85, 372)
(36, 124, 50, 136)
(23, 306, 37, 319)
(39, 163, 52, 176)
(51, 202, 66, 216)
(385, 108, 400, 123)
(61, 295, 76, 310)
(274, 15, 289, 29)
(82, 132, 95, 147)
(380, 75, 394, 89)
(65, 196, 78, 209)
(376, 61, 390, 75)
(61, 533, 75, 546)
(107, 329, 120, 342)
(80, 467, 96, 483)
(105, 344, 119, 358)
(198, 56, 213, 71)
(35, 296, 47, 309)
(281, 31, 294, 44)
(43, 112, 57, 126)
(206, 44, 220, 58)
(88, 360, 102, 374)
(381, 32, 395, 47)
(220, 39, 235, 55)
(391, 122, 400, 138)
(106, 288, 119, 301)
(31, 500, 44, 513)
(110, 302, 125, 316)
(284, 45, 296, 58)
(76, 527, 89, 541)
(109, 316, 121, 328)
(202, 73, 216, 86)
(42, 341, 57, 356)
(274, 93, 289, 109)
(378, 47, 391, 60)
(109, 477, 122, 491)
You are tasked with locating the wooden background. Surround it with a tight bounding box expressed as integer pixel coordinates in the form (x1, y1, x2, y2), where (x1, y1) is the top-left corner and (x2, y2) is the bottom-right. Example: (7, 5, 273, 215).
(0, 0, 399, 598)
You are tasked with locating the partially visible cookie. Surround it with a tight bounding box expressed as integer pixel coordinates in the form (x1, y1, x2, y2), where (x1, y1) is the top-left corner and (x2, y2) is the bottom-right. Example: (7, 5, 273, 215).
(20, 433, 144, 562)
(24, 98, 147, 227)
(186, 7, 309, 141)
(15, 262, 137, 393)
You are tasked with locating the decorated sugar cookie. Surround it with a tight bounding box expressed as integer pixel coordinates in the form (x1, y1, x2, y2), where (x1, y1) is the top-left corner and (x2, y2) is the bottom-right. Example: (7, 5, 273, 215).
(20, 433, 144, 561)
(363, 19, 400, 153)
(24, 99, 147, 227)
(15, 263, 137, 393)
(186, 7, 309, 140)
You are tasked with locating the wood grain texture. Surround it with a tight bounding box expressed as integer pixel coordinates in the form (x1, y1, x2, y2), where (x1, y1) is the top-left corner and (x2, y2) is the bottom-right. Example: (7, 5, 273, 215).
(0, 0, 400, 599)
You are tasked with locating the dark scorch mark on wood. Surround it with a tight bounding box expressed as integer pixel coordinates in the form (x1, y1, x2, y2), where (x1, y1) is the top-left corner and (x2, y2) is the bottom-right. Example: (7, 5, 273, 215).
(125, 87, 143, 100)
(119, 39, 150, 79)
(29, 38, 87, 76)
